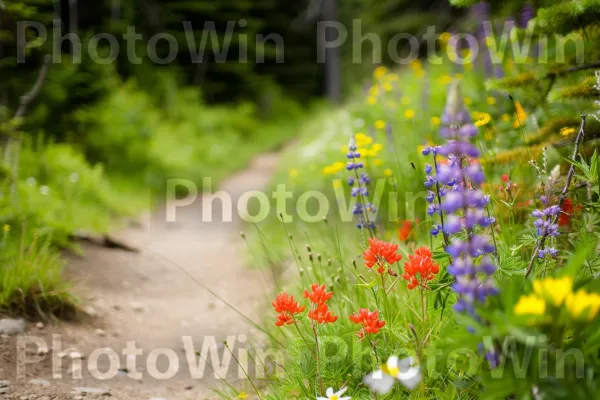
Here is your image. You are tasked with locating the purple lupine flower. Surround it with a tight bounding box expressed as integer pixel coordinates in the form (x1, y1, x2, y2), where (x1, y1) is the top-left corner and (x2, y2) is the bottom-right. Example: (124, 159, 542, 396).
(347, 137, 375, 231)
(520, 3, 534, 28)
(472, 1, 493, 77)
(425, 81, 497, 316)
(531, 203, 562, 256)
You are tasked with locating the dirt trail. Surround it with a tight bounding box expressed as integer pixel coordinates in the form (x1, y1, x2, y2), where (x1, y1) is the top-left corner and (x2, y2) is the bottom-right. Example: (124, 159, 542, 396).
(0, 152, 281, 400)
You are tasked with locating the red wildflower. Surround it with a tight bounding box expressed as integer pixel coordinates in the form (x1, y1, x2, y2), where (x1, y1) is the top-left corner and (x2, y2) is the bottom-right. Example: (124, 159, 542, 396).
(307, 303, 337, 324)
(272, 292, 305, 327)
(501, 174, 509, 183)
(558, 198, 574, 226)
(398, 220, 413, 241)
(303, 283, 333, 305)
(349, 308, 386, 339)
(362, 237, 403, 274)
(402, 246, 440, 290)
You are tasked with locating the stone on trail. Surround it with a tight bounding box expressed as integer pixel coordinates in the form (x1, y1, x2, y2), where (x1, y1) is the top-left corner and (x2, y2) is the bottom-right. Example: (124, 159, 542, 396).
(28, 378, 50, 386)
(0, 380, 8, 388)
(0, 387, 9, 394)
(0, 318, 25, 336)
(73, 387, 111, 395)
(35, 322, 44, 330)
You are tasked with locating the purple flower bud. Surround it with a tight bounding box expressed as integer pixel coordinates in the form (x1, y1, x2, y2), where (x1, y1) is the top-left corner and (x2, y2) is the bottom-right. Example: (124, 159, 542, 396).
(426, 191, 435, 203)
(421, 147, 431, 156)
(425, 164, 433, 175)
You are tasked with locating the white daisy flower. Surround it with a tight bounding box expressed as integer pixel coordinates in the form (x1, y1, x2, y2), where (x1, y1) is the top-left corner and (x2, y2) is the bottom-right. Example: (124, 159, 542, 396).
(363, 356, 421, 395)
(317, 386, 351, 400)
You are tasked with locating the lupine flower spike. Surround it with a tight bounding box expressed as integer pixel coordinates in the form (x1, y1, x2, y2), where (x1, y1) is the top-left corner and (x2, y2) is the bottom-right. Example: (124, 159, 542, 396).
(429, 81, 498, 316)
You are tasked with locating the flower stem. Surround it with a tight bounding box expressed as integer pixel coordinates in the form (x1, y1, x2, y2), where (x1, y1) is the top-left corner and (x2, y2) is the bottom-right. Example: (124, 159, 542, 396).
(312, 321, 323, 394)
(294, 321, 316, 358)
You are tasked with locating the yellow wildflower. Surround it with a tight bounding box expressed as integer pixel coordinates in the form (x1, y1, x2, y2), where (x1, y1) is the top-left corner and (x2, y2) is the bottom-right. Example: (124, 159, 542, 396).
(484, 130, 494, 141)
(514, 294, 546, 316)
(332, 162, 345, 171)
(289, 169, 299, 178)
(375, 120, 386, 130)
(369, 85, 379, 97)
(473, 112, 492, 127)
(438, 75, 453, 85)
(367, 96, 377, 105)
(3, 224, 9, 233)
(487, 96, 497, 105)
(464, 97, 472, 106)
(404, 109, 415, 119)
(566, 290, 600, 321)
(383, 82, 393, 92)
(533, 276, 573, 307)
(431, 116, 441, 126)
(322, 166, 334, 175)
(513, 101, 528, 128)
(560, 127, 576, 136)
(372, 143, 384, 152)
(439, 32, 452, 43)
(374, 66, 388, 79)
(373, 159, 384, 167)
(384, 169, 393, 177)
(238, 393, 248, 399)
(501, 114, 510, 122)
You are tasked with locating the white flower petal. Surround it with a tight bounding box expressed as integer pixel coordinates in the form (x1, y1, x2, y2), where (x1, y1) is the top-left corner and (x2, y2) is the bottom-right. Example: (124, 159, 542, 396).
(334, 387, 348, 396)
(396, 357, 422, 390)
(364, 370, 395, 395)
(325, 387, 334, 397)
(387, 355, 399, 370)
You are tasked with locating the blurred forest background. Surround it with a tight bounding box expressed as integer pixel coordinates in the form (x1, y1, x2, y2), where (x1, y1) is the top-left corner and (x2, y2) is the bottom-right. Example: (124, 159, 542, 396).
(1, 0, 599, 315)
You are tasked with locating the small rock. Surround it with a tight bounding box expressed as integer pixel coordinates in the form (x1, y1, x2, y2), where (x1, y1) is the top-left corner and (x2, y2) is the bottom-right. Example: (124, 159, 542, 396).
(36, 322, 45, 330)
(0, 387, 9, 394)
(130, 302, 144, 312)
(69, 351, 84, 360)
(20, 396, 29, 400)
(0, 318, 25, 336)
(112, 304, 121, 311)
(37, 346, 49, 356)
(95, 329, 106, 337)
(28, 378, 50, 386)
(184, 385, 193, 390)
(57, 352, 68, 359)
(0, 380, 8, 388)
(84, 305, 98, 317)
(73, 387, 111, 395)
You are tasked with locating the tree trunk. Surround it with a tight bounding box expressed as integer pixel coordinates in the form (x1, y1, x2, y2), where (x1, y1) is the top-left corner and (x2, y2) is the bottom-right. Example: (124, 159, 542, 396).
(322, 0, 341, 104)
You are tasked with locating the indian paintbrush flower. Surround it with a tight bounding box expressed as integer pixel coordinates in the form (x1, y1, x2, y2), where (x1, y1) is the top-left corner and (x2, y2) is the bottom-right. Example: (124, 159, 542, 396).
(349, 308, 386, 340)
(362, 237, 403, 274)
(402, 247, 440, 290)
(272, 292, 305, 327)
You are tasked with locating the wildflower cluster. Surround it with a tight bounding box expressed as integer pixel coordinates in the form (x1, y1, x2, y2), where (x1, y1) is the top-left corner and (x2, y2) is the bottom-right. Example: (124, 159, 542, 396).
(425, 82, 498, 315)
(304, 284, 338, 324)
(349, 308, 386, 340)
(272, 292, 305, 327)
(514, 276, 600, 322)
(402, 247, 440, 290)
(362, 237, 403, 275)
